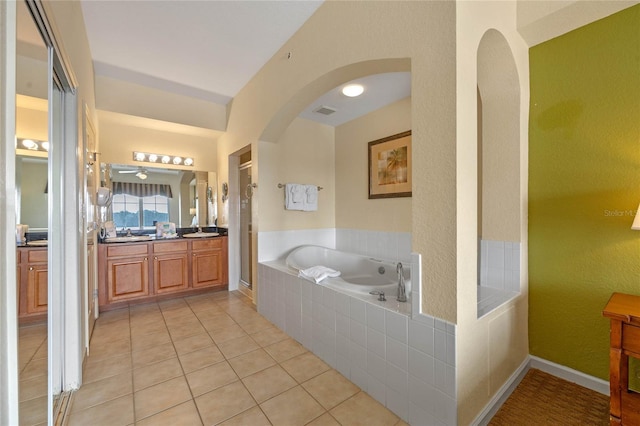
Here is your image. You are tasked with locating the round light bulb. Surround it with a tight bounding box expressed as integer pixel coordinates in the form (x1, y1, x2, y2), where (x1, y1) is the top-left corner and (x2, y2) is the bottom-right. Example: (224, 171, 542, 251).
(22, 139, 37, 150)
(184, 158, 193, 166)
(161, 155, 170, 164)
(173, 156, 182, 165)
(41, 141, 49, 151)
(148, 154, 157, 162)
(135, 152, 146, 161)
(342, 84, 364, 97)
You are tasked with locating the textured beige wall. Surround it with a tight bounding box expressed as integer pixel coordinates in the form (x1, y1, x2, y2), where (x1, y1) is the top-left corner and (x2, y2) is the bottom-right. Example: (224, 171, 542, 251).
(478, 30, 521, 242)
(98, 112, 218, 173)
(455, 2, 530, 424)
(218, 1, 458, 323)
(258, 117, 335, 232)
(335, 97, 411, 232)
(16, 105, 47, 141)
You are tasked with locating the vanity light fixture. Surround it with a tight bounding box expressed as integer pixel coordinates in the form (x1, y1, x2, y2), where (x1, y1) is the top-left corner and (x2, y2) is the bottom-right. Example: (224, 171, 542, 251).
(342, 83, 364, 97)
(632, 203, 640, 230)
(19, 138, 49, 153)
(133, 151, 194, 167)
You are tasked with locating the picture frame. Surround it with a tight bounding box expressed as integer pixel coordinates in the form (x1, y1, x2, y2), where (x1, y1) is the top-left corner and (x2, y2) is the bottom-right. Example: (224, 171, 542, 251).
(368, 130, 412, 199)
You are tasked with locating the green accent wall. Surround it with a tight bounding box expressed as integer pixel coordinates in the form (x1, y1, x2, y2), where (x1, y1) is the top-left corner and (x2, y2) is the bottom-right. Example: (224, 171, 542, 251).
(529, 5, 640, 380)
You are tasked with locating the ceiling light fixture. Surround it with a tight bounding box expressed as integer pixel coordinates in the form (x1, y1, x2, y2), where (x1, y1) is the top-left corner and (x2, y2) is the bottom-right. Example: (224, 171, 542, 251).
(133, 151, 194, 168)
(342, 84, 364, 97)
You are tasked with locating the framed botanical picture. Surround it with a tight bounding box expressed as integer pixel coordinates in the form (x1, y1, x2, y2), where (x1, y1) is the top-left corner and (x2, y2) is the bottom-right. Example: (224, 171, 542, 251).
(368, 130, 412, 199)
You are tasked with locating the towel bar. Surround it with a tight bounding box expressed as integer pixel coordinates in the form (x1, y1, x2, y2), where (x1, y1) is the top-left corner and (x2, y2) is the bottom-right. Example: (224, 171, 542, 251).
(278, 183, 323, 191)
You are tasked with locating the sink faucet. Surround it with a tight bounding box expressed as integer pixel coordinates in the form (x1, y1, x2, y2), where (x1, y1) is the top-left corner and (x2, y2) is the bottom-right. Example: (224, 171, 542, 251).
(396, 262, 407, 302)
(125, 228, 132, 237)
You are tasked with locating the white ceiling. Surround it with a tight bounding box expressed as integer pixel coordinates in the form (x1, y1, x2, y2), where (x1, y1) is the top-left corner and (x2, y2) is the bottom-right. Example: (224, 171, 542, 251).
(80, 1, 324, 105)
(80, 0, 409, 128)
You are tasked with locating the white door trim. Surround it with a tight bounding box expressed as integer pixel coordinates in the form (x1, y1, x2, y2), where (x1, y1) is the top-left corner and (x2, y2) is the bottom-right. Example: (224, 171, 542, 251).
(0, 1, 19, 424)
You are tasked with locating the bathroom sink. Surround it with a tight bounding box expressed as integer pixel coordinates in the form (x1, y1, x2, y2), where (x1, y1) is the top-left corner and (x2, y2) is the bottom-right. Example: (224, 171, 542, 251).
(27, 240, 48, 246)
(104, 235, 153, 243)
(182, 232, 219, 238)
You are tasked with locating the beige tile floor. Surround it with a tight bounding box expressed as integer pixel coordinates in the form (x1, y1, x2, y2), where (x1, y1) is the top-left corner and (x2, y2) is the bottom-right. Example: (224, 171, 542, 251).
(62, 291, 406, 426)
(18, 321, 48, 426)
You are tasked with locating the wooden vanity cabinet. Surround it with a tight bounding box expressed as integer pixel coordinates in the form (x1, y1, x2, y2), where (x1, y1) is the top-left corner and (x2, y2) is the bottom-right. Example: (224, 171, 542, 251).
(102, 243, 150, 303)
(153, 241, 189, 294)
(17, 247, 48, 321)
(191, 237, 227, 289)
(98, 236, 228, 310)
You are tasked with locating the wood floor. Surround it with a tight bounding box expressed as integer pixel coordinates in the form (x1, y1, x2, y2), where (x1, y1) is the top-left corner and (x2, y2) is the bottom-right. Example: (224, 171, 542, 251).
(489, 368, 609, 425)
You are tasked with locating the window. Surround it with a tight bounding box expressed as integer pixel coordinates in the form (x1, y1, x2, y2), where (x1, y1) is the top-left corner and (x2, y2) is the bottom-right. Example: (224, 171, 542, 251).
(112, 194, 169, 229)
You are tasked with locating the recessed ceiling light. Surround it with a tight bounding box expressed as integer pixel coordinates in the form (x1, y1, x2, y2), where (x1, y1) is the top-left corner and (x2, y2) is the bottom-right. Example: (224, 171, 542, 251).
(342, 84, 364, 97)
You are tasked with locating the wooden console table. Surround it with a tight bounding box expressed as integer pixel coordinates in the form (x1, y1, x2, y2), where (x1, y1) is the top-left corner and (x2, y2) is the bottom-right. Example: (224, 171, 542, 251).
(603, 292, 640, 425)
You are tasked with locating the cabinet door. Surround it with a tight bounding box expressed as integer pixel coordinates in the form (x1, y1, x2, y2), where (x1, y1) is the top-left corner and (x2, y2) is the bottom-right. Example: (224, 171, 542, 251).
(191, 250, 223, 288)
(154, 253, 189, 294)
(26, 264, 48, 314)
(107, 256, 149, 302)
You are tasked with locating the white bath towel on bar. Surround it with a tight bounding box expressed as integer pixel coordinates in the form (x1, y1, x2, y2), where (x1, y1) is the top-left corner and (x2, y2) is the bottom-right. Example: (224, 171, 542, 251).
(303, 185, 318, 211)
(298, 265, 341, 284)
(285, 183, 305, 210)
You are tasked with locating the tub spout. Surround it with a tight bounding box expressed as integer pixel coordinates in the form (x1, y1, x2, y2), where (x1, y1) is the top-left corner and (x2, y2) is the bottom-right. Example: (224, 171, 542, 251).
(396, 262, 407, 302)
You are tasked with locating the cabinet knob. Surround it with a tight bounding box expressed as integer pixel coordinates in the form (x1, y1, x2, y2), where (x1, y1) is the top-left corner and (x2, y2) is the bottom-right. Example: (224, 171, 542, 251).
(154, 256, 158, 261)
(29, 267, 34, 271)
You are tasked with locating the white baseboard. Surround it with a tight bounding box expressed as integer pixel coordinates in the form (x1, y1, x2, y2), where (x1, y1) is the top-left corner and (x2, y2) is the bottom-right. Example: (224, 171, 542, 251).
(529, 355, 609, 396)
(472, 357, 530, 426)
(472, 355, 609, 425)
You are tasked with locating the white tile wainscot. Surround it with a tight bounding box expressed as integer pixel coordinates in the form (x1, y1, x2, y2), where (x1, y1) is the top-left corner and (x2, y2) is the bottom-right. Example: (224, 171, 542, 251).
(257, 262, 457, 425)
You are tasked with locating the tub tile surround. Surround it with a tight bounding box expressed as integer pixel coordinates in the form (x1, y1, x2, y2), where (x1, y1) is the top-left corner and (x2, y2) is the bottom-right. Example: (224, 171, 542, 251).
(479, 239, 520, 292)
(258, 258, 457, 425)
(477, 239, 521, 318)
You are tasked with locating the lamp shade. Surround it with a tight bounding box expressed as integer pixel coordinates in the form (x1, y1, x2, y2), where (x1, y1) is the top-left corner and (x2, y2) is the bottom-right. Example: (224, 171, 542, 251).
(632, 203, 640, 230)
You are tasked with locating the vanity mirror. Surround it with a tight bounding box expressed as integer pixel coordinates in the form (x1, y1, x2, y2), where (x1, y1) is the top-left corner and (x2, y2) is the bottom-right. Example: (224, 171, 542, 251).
(102, 163, 217, 229)
(15, 154, 48, 231)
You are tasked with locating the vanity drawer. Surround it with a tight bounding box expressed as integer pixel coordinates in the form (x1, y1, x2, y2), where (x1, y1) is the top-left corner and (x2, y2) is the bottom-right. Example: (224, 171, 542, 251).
(28, 250, 47, 263)
(153, 241, 188, 253)
(191, 238, 223, 251)
(107, 244, 149, 258)
(623, 323, 640, 356)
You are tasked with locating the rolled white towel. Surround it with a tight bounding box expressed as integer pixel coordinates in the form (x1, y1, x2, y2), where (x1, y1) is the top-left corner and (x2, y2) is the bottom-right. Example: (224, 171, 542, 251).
(298, 265, 341, 284)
